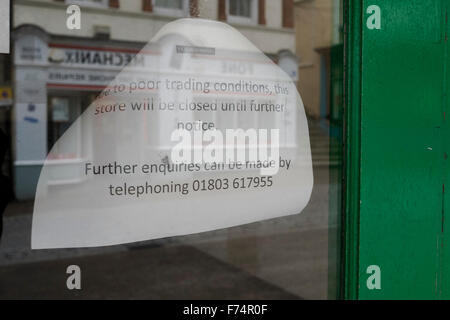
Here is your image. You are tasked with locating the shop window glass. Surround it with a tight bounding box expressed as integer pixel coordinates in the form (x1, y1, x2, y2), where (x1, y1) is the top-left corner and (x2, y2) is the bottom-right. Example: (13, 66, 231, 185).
(1, 0, 344, 301)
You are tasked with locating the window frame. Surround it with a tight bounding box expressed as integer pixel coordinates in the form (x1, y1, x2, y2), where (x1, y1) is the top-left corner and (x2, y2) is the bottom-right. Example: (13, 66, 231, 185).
(226, 0, 258, 26)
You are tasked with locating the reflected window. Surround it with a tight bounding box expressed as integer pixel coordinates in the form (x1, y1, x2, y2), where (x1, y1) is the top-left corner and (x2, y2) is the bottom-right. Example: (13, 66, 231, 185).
(154, 0, 188, 17)
(47, 96, 81, 160)
(155, 0, 183, 10)
(229, 0, 252, 17)
(227, 0, 257, 25)
(66, 0, 108, 8)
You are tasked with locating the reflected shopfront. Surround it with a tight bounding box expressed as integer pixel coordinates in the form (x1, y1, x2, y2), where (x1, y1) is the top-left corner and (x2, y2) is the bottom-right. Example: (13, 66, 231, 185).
(12, 25, 148, 198)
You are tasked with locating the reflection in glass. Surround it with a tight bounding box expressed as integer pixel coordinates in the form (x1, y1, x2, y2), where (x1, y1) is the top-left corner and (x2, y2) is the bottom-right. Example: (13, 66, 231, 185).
(229, 0, 252, 18)
(155, 0, 183, 10)
(0, 0, 344, 300)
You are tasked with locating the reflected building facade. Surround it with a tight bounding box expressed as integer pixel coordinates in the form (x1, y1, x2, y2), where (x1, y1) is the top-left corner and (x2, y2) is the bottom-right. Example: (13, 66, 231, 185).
(9, 0, 298, 199)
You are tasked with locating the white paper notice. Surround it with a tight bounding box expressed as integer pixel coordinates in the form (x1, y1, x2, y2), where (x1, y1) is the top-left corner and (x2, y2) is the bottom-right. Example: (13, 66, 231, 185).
(32, 19, 313, 249)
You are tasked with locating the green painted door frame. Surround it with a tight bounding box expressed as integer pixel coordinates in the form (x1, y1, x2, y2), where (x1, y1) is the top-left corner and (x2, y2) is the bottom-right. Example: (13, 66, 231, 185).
(342, 0, 361, 300)
(343, 0, 450, 299)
